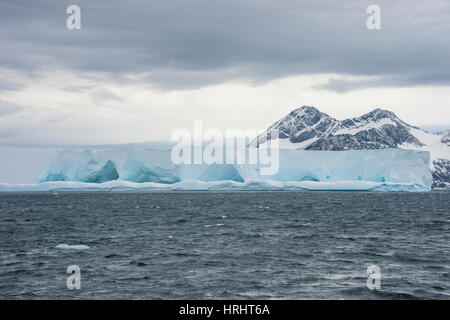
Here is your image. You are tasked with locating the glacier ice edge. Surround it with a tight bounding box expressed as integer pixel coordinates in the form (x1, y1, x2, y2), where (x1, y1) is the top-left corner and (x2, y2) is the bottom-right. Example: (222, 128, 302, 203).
(0, 180, 431, 192)
(2, 148, 431, 192)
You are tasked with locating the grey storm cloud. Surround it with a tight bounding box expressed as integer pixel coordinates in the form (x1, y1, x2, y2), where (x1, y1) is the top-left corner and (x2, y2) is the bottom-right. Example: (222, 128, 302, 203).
(1, 0, 450, 90)
(0, 100, 23, 116)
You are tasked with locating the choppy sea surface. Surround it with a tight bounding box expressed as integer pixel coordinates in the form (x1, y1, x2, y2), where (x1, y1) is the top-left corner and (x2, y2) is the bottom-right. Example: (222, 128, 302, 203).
(0, 191, 449, 299)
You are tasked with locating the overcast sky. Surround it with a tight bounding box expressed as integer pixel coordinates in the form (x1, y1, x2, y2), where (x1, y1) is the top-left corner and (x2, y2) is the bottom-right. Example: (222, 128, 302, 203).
(0, 0, 449, 146)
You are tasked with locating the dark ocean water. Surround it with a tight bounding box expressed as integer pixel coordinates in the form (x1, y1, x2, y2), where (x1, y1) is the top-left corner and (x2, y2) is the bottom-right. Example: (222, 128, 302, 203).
(0, 191, 449, 300)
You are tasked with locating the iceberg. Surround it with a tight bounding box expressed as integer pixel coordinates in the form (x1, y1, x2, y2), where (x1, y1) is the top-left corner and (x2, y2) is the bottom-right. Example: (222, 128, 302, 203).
(0, 147, 429, 192)
(56, 244, 90, 250)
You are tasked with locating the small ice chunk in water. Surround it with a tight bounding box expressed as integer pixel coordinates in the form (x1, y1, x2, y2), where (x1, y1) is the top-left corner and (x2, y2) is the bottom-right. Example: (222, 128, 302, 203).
(56, 244, 90, 250)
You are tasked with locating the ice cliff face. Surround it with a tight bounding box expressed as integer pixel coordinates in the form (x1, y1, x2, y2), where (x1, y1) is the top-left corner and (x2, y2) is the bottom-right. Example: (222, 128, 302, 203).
(252, 106, 450, 189)
(38, 148, 432, 191)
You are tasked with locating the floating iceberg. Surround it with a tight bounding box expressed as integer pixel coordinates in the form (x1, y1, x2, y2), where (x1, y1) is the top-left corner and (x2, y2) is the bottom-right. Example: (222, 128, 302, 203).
(0, 147, 432, 192)
(56, 244, 90, 250)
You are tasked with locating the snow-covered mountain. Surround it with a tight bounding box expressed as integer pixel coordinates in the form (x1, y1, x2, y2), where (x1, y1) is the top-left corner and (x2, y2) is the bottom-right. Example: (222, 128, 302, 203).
(251, 106, 450, 189)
